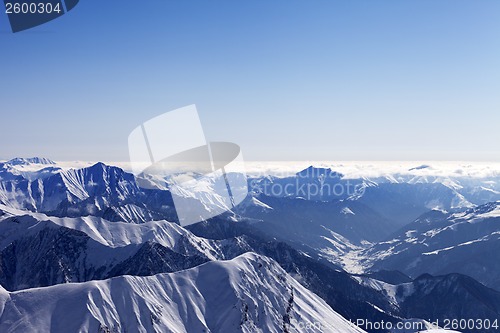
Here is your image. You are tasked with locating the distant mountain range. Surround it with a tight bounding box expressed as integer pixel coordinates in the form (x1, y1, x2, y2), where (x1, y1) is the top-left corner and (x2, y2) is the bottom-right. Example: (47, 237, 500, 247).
(361, 201, 500, 291)
(4, 157, 56, 166)
(1, 158, 500, 332)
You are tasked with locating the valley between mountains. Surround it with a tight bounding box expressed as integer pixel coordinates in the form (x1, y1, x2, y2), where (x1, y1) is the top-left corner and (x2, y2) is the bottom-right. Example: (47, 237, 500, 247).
(1, 158, 500, 332)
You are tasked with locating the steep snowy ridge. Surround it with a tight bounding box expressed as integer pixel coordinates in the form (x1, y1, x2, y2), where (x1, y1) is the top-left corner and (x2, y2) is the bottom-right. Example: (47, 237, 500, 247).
(5, 157, 56, 166)
(0, 253, 365, 333)
(449, 200, 500, 222)
(350, 272, 500, 333)
(0, 158, 61, 182)
(0, 206, 226, 290)
(57, 162, 141, 203)
(0, 206, 407, 331)
(0, 205, 215, 255)
(363, 202, 500, 290)
(4, 203, 498, 332)
(0, 161, 498, 234)
(59, 167, 92, 201)
(0, 162, 169, 223)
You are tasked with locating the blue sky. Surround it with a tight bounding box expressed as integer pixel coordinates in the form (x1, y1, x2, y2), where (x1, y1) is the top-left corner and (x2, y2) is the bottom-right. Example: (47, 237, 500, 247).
(1, 0, 499, 161)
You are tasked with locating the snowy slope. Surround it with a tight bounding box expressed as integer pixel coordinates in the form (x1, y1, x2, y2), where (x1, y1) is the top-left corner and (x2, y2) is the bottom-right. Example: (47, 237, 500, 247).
(0, 253, 365, 333)
(0, 206, 228, 290)
(351, 272, 500, 333)
(4, 157, 56, 166)
(0, 204, 217, 258)
(0, 206, 406, 330)
(0, 162, 177, 223)
(362, 202, 500, 290)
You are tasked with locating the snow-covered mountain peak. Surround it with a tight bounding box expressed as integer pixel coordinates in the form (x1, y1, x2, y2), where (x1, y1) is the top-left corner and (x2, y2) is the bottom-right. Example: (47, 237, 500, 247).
(0, 204, 218, 260)
(408, 164, 431, 171)
(449, 201, 500, 223)
(0, 253, 366, 333)
(296, 166, 344, 179)
(5, 157, 56, 166)
(341, 207, 355, 215)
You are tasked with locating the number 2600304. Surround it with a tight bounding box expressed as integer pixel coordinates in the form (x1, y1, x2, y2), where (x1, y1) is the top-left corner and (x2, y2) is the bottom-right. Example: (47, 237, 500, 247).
(5, 2, 62, 14)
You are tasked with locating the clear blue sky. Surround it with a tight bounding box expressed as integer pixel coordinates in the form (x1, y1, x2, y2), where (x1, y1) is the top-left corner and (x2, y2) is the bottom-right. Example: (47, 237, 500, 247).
(1, 0, 499, 161)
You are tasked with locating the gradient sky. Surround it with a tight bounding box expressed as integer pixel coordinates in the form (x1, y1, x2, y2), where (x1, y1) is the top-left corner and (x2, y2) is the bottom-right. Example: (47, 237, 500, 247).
(1, 0, 499, 161)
